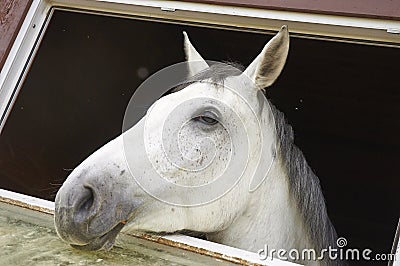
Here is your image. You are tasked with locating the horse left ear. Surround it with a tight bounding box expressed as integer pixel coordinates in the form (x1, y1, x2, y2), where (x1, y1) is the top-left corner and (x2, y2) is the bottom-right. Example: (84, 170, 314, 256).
(183, 31, 209, 76)
(243, 25, 290, 90)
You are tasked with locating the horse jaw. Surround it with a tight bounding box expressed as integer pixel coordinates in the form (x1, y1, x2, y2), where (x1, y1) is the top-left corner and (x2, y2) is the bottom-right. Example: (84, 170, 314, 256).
(206, 156, 313, 253)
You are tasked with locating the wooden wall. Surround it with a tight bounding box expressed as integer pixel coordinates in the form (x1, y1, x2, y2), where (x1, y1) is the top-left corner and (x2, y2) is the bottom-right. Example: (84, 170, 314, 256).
(0, 0, 33, 70)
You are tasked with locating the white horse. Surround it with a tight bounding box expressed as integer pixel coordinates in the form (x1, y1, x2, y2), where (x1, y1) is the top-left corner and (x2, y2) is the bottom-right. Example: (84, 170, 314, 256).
(55, 26, 341, 265)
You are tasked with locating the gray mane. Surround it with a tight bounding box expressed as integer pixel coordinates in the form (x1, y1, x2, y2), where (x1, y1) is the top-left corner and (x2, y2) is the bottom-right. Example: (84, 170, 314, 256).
(270, 104, 340, 264)
(174, 62, 340, 264)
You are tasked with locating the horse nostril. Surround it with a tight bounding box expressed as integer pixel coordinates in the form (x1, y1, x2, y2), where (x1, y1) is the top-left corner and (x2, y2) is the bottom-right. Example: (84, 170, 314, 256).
(77, 186, 95, 214)
(55, 184, 100, 244)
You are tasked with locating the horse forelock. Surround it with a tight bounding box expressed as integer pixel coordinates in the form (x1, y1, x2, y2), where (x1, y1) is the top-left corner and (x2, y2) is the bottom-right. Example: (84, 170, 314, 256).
(189, 62, 244, 83)
(168, 62, 245, 95)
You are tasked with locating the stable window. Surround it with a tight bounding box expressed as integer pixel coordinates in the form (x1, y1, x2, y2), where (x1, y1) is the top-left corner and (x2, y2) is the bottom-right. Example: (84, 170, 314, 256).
(0, 1, 399, 265)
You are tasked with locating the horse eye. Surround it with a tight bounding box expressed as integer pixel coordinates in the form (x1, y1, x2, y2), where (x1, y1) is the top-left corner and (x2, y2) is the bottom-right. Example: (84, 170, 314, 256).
(195, 115, 218, 125)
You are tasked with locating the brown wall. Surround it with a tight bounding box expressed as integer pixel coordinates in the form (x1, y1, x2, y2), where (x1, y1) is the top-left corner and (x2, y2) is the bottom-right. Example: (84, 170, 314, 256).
(188, 0, 400, 21)
(0, 0, 33, 71)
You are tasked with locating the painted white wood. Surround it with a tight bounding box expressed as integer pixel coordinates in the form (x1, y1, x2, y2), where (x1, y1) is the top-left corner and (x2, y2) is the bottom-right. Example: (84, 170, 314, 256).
(163, 234, 297, 265)
(49, 0, 400, 33)
(392, 219, 400, 266)
(395, 245, 399, 266)
(0, 188, 55, 211)
(0, 0, 51, 132)
(49, 0, 400, 44)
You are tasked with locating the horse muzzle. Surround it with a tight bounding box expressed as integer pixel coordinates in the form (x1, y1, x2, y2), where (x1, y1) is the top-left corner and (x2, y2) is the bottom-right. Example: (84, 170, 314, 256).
(54, 166, 136, 250)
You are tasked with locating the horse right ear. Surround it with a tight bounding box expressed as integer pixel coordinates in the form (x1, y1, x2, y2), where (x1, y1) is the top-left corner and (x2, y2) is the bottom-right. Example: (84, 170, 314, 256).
(183, 31, 209, 76)
(242, 26, 290, 90)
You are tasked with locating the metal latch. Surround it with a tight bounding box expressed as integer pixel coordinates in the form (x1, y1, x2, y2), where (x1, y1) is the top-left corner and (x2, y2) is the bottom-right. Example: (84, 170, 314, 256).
(387, 28, 400, 34)
(161, 7, 176, 12)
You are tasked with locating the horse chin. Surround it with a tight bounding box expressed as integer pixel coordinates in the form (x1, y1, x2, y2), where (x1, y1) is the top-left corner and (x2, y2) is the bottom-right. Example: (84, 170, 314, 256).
(70, 223, 125, 251)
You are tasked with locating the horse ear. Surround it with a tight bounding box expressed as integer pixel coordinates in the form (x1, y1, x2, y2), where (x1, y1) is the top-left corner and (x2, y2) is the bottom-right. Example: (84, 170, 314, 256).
(243, 25, 289, 90)
(183, 31, 209, 76)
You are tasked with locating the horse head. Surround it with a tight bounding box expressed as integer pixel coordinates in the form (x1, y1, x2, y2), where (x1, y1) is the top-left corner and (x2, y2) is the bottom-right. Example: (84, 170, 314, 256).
(54, 26, 290, 251)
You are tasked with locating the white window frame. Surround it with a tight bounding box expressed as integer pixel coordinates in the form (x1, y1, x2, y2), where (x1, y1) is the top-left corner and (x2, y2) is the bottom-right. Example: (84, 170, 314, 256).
(0, 0, 399, 264)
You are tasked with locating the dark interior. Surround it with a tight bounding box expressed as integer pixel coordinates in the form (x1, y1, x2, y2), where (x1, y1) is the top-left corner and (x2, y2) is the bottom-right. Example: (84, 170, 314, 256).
(0, 9, 398, 265)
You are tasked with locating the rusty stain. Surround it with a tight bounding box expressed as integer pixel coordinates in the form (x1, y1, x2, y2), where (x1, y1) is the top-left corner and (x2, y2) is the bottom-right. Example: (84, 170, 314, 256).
(0, 195, 54, 215)
(126, 232, 264, 266)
